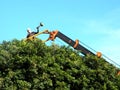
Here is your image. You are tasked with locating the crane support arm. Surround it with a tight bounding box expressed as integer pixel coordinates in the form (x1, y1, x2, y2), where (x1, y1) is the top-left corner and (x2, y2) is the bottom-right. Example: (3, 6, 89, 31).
(54, 31, 95, 56)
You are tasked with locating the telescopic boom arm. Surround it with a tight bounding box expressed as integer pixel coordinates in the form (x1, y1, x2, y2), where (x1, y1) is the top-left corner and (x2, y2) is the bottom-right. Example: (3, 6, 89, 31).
(24, 22, 101, 57)
(45, 30, 102, 57)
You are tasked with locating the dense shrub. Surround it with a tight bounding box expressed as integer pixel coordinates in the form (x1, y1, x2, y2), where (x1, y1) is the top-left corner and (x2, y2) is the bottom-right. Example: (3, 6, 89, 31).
(0, 39, 120, 90)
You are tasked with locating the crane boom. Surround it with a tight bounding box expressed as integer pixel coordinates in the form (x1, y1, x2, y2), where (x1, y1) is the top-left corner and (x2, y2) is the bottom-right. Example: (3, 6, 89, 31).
(56, 31, 95, 56)
(47, 30, 102, 57)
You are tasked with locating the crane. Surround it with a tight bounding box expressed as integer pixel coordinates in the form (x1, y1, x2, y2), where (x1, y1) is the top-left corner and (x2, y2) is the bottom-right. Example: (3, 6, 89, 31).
(24, 23, 102, 57)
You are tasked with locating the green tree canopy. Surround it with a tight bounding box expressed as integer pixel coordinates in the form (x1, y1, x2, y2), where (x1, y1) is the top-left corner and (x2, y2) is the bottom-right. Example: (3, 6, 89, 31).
(0, 39, 120, 90)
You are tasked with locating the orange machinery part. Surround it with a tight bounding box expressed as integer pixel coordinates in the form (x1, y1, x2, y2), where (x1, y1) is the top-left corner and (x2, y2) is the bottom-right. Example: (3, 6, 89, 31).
(73, 39, 79, 48)
(117, 71, 120, 75)
(96, 52, 102, 58)
(48, 30, 58, 41)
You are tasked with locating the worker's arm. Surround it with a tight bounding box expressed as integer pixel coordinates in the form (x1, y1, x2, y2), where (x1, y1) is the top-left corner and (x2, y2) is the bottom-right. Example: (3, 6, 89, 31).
(36, 27, 39, 33)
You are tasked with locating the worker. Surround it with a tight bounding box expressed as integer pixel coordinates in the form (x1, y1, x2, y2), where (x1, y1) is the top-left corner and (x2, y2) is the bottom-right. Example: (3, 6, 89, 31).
(26, 22, 43, 38)
(26, 27, 39, 38)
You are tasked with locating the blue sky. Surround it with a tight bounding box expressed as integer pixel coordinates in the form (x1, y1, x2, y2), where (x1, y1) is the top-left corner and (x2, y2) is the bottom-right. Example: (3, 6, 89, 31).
(0, 0, 120, 67)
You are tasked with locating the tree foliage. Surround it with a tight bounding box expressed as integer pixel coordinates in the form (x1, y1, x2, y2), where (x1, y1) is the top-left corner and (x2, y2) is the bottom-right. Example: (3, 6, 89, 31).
(0, 39, 120, 90)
